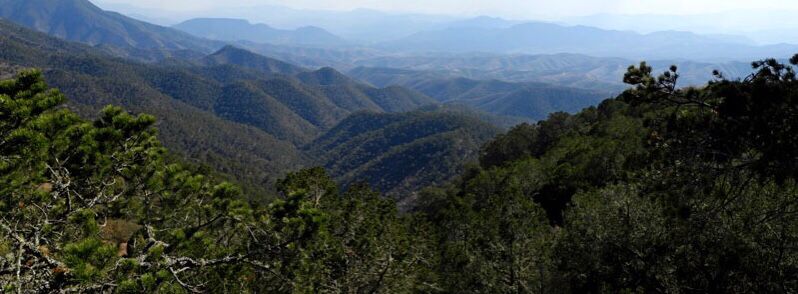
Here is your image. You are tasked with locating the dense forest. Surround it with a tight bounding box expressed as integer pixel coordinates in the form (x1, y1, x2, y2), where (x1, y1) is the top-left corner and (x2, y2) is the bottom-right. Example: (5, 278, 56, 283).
(2, 0, 797, 292)
(0, 18, 491, 198)
(306, 107, 500, 202)
(4, 46, 798, 292)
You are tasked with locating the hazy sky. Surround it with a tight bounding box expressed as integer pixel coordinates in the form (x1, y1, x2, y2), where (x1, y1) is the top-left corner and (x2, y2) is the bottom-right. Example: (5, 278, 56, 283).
(93, 0, 798, 18)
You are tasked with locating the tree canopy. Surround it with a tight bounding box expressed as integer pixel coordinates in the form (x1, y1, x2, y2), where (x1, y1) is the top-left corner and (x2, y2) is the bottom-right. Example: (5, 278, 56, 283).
(0, 71, 430, 293)
(4, 52, 798, 292)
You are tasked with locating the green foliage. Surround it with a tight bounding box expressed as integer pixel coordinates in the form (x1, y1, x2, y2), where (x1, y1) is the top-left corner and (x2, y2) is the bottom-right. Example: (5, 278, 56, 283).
(62, 238, 118, 282)
(245, 168, 434, 293)
(417, 159, 558, 292)
(5, 13, 798, 292)
(413, 55, 798, 292)
(0, 19, 438, 199)
(307, 108, 500, 201)
(0, 0, 223, 60)
(0, 71, 432, 292)
(349, 68, 611, 121)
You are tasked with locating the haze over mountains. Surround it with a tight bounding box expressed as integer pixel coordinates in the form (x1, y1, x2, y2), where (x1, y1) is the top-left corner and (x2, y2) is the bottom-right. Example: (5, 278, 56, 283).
(8, 0, 786, 84)
(173, 18, 348, 47)
(563, 11, 798, 45)
(6, 0, 798, 291)
(95, 2, 798, 47)
(348, 71, 608, 121)
(380, 23, 798, 60)
(164, 14, 798, 62)
(95, 2, 461, 42)
(351, 54, 759, 91)
(0, 0, 512, 198)
(0, 0, 222, 58)
(0, 0, 791, 200)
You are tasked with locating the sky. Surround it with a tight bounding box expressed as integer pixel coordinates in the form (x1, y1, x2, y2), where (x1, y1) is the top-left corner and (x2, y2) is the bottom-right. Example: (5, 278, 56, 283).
(92, 0, 798, 18)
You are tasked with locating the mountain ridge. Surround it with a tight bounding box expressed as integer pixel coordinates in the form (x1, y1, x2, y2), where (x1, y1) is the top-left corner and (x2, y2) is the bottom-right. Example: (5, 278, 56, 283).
(380, 21, 798, 60)
(173, 18, 348, 47)
(306, 107, 501, 201)
(0, 18, 454, 196)
(0, 0, 223, 57)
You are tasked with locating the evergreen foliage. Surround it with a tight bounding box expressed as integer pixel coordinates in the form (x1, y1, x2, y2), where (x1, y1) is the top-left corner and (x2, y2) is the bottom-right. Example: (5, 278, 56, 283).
(0, 18, 437, 197)
(306, 107, 501, 202)
(8, 53, 798, 292)
(0, 71, 430, 292)
(412, 55, 798, 292)
(4, 10, 798, 291)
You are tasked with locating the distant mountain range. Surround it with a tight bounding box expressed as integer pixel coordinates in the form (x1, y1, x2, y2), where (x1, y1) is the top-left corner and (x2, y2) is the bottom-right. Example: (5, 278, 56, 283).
(0, 17, 451, 193)
(0, 18, 304, 195)
(7, 0, 791, 66)
(379, 22, 798, 60)
(94, 3, 461, 43)
(0, 0, 222, 58)
(88, 0, 798, 61)
(0, 15, 526, 199)
(1, 0, 734, 200)
(346, 54, 754, 91)
(563, 11, 798, 45)
(173, 18, 349, 47)
(444, 16, 521, 29)
(349, 68, 608, 121)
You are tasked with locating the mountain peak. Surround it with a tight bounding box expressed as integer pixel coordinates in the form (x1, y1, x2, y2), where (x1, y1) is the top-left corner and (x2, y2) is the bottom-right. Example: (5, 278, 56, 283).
(203, 46, 305, 75)
(173, 17, 346, 46)
(297, 67, 356, 86)
(0, 0, 220, 53)
(212, 45, 251, 56)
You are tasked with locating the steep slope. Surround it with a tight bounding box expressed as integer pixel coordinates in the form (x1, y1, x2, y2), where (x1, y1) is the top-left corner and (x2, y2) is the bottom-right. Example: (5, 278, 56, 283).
(200, 45, 306, 75)
(253, 77, 350, 128)
(307, 106, 501, 203)
(296, 66, 438, 112)
(0, 18, 305, 195)
(174, 18, 347, 47)
(0, 0, 222, 55)
(125, 46, 436, 145)
(347, 68, 608, 121)
(193, 47, 437, 141)
(0, 19, 447, 196)
(469, 87, 604, 120)
(296, 66, 359, 85)
(413, 78, 608, 120)
(213, 81, 323, 143)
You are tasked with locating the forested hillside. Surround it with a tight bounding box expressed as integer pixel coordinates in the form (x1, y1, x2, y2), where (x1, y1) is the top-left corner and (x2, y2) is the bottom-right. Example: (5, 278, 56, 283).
(350, 75, 608, 121)
(0, 71, 433, 292)
(7, 1, 797, 291)
(0, 0, 223, 60)
(0, 19, 442, 195)
(0, 19, 308, 195)
(411, 57, 798, 292)
(307, 107, 500, 202)
(4, 52, 798, 292)
(199, 45, 306, 76)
